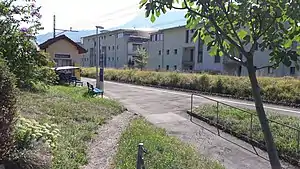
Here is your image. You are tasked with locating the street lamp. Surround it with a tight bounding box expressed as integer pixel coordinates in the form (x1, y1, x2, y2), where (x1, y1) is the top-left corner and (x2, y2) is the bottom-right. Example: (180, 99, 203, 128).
(95, 25, 104, 90)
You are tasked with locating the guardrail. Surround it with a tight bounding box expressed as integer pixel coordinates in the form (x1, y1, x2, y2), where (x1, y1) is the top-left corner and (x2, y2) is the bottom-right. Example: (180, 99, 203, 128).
(136, 143, 147, 169)
(189, 93, 300, 165)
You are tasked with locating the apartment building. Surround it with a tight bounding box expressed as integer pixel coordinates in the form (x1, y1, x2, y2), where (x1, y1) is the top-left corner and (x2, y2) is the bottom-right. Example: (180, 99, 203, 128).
(146, 25, 299, 77)
(81, 28, 155, 68)
(146, 26, 239, 75)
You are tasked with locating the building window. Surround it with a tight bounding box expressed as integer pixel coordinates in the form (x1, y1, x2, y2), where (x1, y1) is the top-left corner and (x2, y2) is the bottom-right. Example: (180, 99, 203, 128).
(112, 57, 114, 61)
(166, 65, 169, 70)
(108, 46, 110, 50)
(117, 33, 123, 38)
(190, 49, 194, 61)
(155, 34, 158, 41)
(55, 54, 71, 58)
(158, 65, 161, 69)
(174, 49, 177, 54)
(167, 49, 170, 55)
(158, 50, 161, 55)
(108, 57, 110, 61)
(268, 67, 273, 74)
(133, 44, 141, 51)
(214, 54, 221, 63)
(255, 43, 259, 50)
(290, 67, 296, 75)
(117, 57, 119, 61)
(112, 46, 115, 50)
(198, 38, 203, 63)
(185, 30, 189, 43)
(160, 34, 164, 41)
(174, 65, 177, 70)
(117, 45, 119, 49)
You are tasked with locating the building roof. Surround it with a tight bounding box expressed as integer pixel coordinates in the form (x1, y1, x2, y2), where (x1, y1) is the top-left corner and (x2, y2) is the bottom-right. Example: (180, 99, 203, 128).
(39, 35, 87, 54)
(81, 28, 157, 39)
(149, 25, 186, 35)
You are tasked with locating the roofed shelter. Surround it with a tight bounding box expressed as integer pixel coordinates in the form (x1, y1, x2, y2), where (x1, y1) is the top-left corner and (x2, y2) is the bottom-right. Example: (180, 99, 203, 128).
(39, 35, 87, 67)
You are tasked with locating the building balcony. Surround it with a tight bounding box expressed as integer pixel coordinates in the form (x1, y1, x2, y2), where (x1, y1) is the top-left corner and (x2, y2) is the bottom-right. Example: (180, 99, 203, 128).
(182, 60, 194, 65)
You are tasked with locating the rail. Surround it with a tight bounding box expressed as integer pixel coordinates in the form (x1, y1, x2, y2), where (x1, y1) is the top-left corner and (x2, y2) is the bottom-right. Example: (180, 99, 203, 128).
(190, 93, 300, 156)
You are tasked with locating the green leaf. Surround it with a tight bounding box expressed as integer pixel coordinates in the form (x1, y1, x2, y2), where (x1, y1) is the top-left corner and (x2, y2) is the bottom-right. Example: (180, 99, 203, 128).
(155, 10, 160, 17)
(284, 40, 293, 49)
(209, 45, 218, 56)
(161, 7, 166, 14)
(191, 31, 199, 43)
(283, 56, 292, 67)
(237, 30, 248, 40)
(150, 14, 156, 22)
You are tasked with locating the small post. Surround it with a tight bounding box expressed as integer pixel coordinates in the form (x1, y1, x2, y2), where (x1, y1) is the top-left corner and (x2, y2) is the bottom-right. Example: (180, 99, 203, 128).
(190, 94, 193, 121)
(216, 102, 220, 136)
(297, 131, 300, 153)
(250, 114, 253, 140)
(136, 143, 143, 169)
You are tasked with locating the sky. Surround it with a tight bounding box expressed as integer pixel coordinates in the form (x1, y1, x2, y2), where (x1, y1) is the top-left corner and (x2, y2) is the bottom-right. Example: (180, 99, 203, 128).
(36, 0, 142, 34)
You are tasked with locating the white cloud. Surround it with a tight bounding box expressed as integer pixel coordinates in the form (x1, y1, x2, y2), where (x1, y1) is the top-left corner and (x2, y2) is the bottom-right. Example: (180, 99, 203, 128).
(37, 0, 141, 34)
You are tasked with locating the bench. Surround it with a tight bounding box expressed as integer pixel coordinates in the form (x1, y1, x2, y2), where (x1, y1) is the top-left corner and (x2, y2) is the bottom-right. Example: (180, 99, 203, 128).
(70, 76, 83, 86)
(87, 82, 103, 98)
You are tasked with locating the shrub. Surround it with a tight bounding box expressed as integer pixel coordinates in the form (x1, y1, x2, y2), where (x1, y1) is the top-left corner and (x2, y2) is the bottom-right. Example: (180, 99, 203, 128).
(0, 60, 17, 163)
(82, 68, 300, 105)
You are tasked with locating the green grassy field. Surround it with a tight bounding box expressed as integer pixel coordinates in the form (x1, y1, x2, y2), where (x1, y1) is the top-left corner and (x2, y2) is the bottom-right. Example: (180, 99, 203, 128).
(81, 68, 300, 106)
(194, 104, 300, 164)
(18, 86, 124, 169)
(114, 118, 224, 169)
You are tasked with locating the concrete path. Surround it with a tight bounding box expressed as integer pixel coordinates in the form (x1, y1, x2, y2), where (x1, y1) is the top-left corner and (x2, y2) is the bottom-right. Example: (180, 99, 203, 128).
(82, 78, 298, 169)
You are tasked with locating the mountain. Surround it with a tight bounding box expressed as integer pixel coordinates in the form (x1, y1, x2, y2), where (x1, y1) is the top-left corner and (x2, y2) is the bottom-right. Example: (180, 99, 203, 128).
(36, 10, 187, 44)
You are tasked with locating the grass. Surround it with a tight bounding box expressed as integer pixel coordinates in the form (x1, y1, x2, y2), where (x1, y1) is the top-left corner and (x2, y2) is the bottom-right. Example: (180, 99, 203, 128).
(114, 118, 224, 169)
(17, 85, 124, 169)
(194, 104, 300, 165)
(81, 68, 300, 106)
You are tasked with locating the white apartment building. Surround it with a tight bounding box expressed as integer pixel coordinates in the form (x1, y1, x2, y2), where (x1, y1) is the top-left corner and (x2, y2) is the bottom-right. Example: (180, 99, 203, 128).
(81, 28, 156, 68)
(145, 25, 299, 77)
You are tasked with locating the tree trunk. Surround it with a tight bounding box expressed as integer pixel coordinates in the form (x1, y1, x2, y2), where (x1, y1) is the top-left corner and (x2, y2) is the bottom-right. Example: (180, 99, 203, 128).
(247, 63, 281, 169)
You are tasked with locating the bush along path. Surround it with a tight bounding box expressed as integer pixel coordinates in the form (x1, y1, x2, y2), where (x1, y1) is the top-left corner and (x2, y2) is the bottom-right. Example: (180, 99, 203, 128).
(188, 104, 300, 167)
(81, 68, 300, 108)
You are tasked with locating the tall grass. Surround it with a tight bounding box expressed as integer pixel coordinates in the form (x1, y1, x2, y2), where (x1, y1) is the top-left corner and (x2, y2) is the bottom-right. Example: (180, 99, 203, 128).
(18, 86, 124, 169)
(81, 68, 300, 105)
(114, 118, 224, 169)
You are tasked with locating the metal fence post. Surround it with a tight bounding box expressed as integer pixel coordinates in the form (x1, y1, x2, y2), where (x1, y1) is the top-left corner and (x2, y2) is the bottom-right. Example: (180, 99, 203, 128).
(190, 94, 193, 121)
(216, 102, 220, 136)
(136, 143, 145, 169)
(297, 131, 300, 153)
(250, 114, 253, 140)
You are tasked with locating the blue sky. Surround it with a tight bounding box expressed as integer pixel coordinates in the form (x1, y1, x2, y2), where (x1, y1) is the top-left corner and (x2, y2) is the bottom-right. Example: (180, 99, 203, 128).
(37, 0, 142, 34)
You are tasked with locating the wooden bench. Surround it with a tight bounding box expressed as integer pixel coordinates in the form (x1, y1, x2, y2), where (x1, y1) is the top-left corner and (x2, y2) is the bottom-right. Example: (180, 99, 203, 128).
(70, 76, 83, 86)
(87, 82, 103, 98)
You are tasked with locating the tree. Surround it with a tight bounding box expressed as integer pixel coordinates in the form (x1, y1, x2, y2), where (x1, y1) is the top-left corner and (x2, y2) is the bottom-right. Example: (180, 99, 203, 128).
(0, 0, 55, 89)
(134, 47, 149, 70)
(139, 0, 300, 168)
(0, 59, 16, 164)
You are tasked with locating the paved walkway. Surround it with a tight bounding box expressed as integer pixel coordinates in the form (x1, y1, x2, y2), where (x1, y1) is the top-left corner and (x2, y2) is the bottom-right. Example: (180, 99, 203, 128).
(83, 78, 297, 169)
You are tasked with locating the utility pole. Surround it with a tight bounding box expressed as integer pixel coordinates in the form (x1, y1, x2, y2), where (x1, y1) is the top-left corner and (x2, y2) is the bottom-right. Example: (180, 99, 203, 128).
(53, 15, 79, 38)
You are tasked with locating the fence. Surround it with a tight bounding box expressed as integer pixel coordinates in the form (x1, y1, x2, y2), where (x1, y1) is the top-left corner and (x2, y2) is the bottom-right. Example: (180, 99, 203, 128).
(189, 93, 300, 165)
(136, 143, 147, 169)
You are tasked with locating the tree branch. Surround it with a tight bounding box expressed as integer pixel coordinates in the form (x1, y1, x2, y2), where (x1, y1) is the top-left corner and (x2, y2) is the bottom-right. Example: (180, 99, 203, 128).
(215, 35, 247, 66)
(151, 0, 186, 10)
(217, 1, 244, 49)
